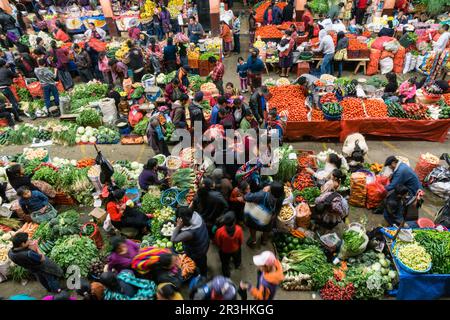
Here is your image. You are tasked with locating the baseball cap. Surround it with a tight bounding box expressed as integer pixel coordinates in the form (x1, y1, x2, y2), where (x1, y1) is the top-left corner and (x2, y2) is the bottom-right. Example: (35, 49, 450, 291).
(253, 251, 276, 267)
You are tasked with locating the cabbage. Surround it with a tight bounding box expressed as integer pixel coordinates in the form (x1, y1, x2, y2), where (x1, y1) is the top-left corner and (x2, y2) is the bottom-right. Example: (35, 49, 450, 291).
(75, 137, 81, 143)
(80, 135, 89, 143)
(379, 259, 389, 268)
(131, 161, 140, 170)
(371, 262, 381, 272)
(388, 270, 397, 279)
(89, 136, 97, 143)
(381, 268, 389, 275)
(77, 127, 85, 134)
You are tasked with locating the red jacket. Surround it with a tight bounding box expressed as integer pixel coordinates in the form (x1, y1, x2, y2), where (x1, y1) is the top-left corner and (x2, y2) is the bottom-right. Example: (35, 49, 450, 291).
(214, 225, 243, 253)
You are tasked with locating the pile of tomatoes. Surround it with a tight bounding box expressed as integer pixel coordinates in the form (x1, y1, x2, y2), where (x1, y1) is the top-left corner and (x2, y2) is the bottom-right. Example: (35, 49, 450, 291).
(268, 85, 307, 121)
(341, 97, 366, 120)
(364, 99, 388, 118)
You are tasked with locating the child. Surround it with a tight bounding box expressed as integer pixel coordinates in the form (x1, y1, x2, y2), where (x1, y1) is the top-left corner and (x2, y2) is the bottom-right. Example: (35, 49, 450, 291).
(146, 117, 170, 156)
(397, 77, 417, 104)
(236, 57, 248, 93)
(214, 211, 243, 278)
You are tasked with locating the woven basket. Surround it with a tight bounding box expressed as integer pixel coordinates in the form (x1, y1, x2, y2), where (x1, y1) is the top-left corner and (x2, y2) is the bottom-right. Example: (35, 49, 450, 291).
(53, 192, 76, 205)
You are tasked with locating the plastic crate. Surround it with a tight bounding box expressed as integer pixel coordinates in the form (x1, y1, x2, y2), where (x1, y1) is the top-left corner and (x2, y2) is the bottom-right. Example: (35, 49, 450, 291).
(198, 59, 209, 70)
(296, 61, 310, 77)
(359, 49, 370, 58)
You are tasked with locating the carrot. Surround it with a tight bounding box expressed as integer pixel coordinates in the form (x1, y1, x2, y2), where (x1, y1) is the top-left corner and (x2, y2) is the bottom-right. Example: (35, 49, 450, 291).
(76, 158, 96, 168)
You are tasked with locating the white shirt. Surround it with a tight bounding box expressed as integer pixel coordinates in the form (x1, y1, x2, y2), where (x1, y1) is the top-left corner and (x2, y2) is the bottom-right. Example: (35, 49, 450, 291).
(316, 35, 335, 55)
(84, 27, 106, 41)
(433, 32, 450, 52)
(332, 22, 347, 33)
(177, 14, 184, 26)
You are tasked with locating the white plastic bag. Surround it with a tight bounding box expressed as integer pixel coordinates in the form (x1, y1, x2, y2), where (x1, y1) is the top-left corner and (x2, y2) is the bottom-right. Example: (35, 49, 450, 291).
(409, 55, 417, 72)
(403, 52, 412, 74)
(380, 57, 394, 74)
(415, 55, 425, 70)
(383, 40, 400, 53)
(338, 223, 369, 259)
(103, 214, 113, 232)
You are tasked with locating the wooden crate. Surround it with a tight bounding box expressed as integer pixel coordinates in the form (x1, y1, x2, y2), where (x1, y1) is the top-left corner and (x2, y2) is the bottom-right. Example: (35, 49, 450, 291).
(359, 49, 370, 58)
(296, 62, 310, 77)
(347, 50, 360, 59)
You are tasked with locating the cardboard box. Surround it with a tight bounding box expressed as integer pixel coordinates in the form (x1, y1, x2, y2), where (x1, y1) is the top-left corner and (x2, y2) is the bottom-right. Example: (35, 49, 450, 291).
(89, 208, 107, 223)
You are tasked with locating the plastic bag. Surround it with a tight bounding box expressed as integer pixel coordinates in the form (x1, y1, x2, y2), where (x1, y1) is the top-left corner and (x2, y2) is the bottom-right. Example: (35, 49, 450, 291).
(379, 57, 393, 74)
(415, 154, 440, 182)
(31, 180, 56, 198)
(403, 52, 412, 74)
(295, 202, 311, 228)
(366, 176, 388, 209)
(102, 214, 113, 232)
(383, 40, 400, 53)
(28, 81, 43, 97)
(276, 204, 296, 232)
(349, 172, 367, 207)
(338, 223, 369, 259)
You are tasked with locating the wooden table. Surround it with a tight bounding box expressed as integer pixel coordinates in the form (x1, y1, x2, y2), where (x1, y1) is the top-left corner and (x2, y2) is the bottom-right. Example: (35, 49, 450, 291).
(310, 57, 371, 75)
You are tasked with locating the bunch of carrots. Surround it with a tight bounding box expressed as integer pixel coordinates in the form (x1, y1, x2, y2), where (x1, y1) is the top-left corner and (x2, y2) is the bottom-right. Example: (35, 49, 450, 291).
(268, 85, 307, 121)
(76, 158, 96, 168)
(442, 93, 450, 105)
(297, 153, 316, 169)
(341, 97, 366, 120)
(365, 99, 388, 118)
(177, 254, 196, 279)
(292, 173, 314, 191)
(255, 25, 284, 38)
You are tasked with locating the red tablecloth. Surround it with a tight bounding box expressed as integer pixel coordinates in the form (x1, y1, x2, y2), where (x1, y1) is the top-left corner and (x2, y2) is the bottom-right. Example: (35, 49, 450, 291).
(285, 119, 450, 142)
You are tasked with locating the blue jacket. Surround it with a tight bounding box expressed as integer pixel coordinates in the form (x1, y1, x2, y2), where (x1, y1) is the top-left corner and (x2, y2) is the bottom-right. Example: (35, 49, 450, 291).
(19, 190, 48, 214)
(210, 104, 220, 125)
(246, 56, 265, 74)
(386, 163, 422, 196)
(236, 62, 248, 78)
(263, 6, 282, 25)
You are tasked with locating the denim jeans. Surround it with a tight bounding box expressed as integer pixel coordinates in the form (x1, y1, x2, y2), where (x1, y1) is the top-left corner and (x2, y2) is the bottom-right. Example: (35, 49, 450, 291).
(337, 61, 343, 77)
(154, 24, 164, 41)
(321, 53, 334, 76)
(1, 87, 20, 118)
(42, 84, 60, 110)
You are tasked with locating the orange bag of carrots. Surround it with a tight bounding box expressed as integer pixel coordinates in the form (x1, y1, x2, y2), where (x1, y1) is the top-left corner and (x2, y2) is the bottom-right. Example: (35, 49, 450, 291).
(393, 46, 406, 74)
(367, 49, 381, 76)
(366, 176, 388, 209)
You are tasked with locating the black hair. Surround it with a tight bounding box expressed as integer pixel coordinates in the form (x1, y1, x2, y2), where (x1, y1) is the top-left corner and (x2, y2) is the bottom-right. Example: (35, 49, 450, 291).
(180, 94, 189, 103)
(159, 253, 174, 268)
(167, 37, 173, 45)
(0, 59, 6, 68)
(332, 169, 345, 184)
(11, 232, 28, 248)
(443, 24, 450, 31)
(189, 16, 196, 21)
(387, 20, 393, 28)
(226, 82, 234, 88)
(110, 236, 126, 252)
(194, 92, 204, 102)
(99, 272, 121, 292)
(395, 184, 409, 196)
(386, 71, 397, 83)
(76, 278, 93, 299)
(269, 108, 277, 117)
(108, 58, 117, 67)
(208, 56, 217, 64)
(172, 78, 180, 85)
(16, 186, 30, 197)
(297, 76, 307, 85)
(270, 181, 285, 215)
(328, 153, 342, 169)
(238, 57, 244, 62)
(233, 98, 241, 106)
(238, 180, 249, 192)
(197, 177, 214, 210)
(384, 156, 398, 167)
(158, 283, 177, 299)
(218, 107, 228, 115)
(176, 206, 194, 225)
(107, 188, 125, 203)
(285, 30, 292, 36)
(337, 31, 345, 41)
(36, 37, 43, 44)
(145, 158, 158, 170)
(217, 96, 227, 105)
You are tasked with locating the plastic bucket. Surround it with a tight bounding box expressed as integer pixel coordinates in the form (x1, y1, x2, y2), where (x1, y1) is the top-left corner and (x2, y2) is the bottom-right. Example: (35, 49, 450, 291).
(80, 222, 103, 249)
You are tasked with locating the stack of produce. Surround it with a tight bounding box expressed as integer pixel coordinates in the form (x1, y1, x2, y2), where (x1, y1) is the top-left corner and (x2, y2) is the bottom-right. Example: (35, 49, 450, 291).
(321, 102, 342, 119)
(349, 172, 367, 207)
(268, 85, 307, 121)
(438, 99, 450, 119)
(273, 145, 298, 183)
(341, 98, 366, 120)
(32, 165, 59, 186)
(133, 117, 150, 136)
(50, 235, 99, 277)
(394, 242, 432, 273)
(156, 71, 176, 85)
(255, 25, 284, 39)
(95, 126, 121, 144)
(402, 103, 430, 120)
(170, 168, 195, 190)
(414, 153, 440, 182)
(298, 187, 320, 205)
(387, 101, 408, 118)
(292, 173, 314, 191)
(76, 108, 102, 128)
(69, 82, 108, 112)
(255, 1, 287, 22)
(413, 229, 450, 274)
(364, 99, 388, 118)
(140, 0, 156, 19)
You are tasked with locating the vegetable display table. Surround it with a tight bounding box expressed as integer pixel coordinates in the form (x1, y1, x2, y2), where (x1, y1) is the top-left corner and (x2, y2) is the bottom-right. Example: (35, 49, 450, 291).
(285, 119, 450, 142)
(311, 57, 370, 75)
(385, 235, 450, 300)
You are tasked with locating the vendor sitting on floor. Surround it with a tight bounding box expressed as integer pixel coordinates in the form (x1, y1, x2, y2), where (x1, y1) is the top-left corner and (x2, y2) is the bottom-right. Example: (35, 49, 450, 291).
(397, 77, 417, 104)
(321, 169, 345, 193)
(383, 184, 416, 227)
(105, 188, 150, 233)
(306, 153, 342, 186)
(17, 186, 57, 224)
(138, 158, 168, 191)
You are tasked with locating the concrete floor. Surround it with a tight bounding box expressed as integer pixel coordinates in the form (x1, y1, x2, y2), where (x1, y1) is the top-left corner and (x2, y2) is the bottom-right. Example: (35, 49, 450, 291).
(0, 7, 449, 299)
